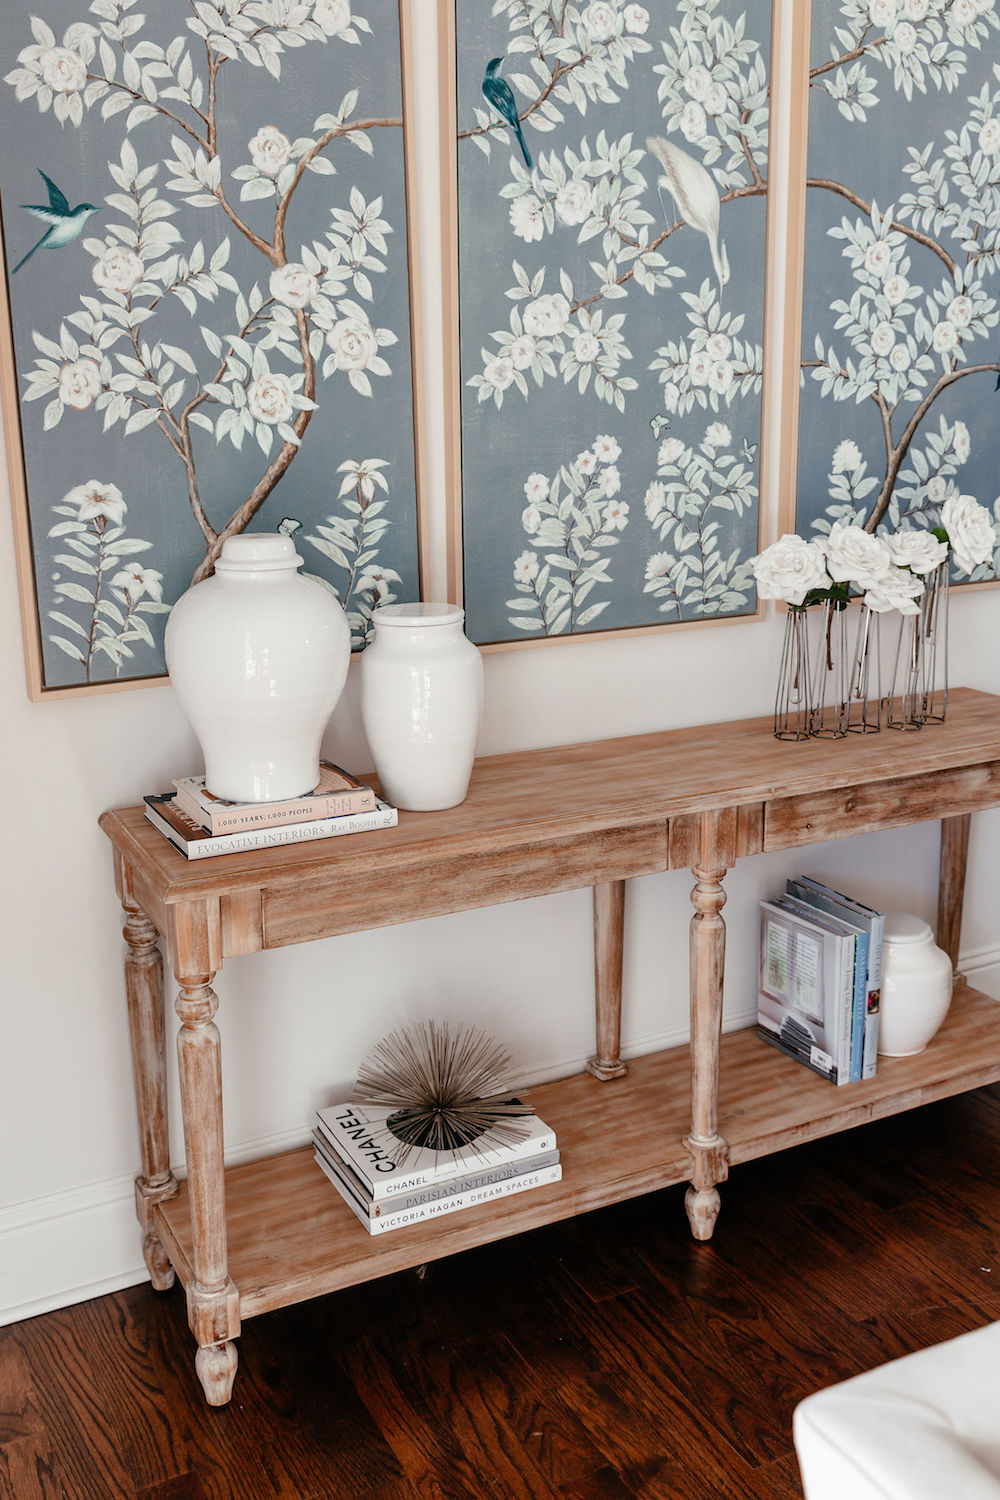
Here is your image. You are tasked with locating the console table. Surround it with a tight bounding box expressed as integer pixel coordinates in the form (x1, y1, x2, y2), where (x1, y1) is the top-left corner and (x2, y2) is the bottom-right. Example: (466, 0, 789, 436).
(100, 686, 1000, 1406)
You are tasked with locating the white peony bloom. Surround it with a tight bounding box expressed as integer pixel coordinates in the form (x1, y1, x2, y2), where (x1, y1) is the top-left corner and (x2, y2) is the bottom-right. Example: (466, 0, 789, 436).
(603, 498, 628, 529)
(645, 551, 673, 579)
(893, 20, 917, 49)
(886, 528, 949, 574)
(684, 64, 712, 100)
(824, 520, 892, 586)
(513, 550, 539, 583)
(92, 248, 144, 295)
(573, 331, 601, 364)
(752, 535, 830, 606)
(623, 4, 649, 32)
(903, 0, 928, 16)
(248, 125, 292, 176)
(112, 563, 164, 603)
(510, 194, 545, 242)
(600, 466, 622, 499)
(704, 422, 731, 449)
(58, 359, 102, 411)
(509, 335, 537, 370)
(523, 292, 571, 338)
(705, 333, 731, 361)
(871, 321, 896, 356)
(952, 0, 977, 21)
(979, 118, 1000, 154)
(247, 372, 294, 424)
(327, 316, 378, 370)
(926, 476, 948, 503)
(523, 472, 549, 504)
(662, 382, 680, 412)
(555, 180, 593, 227)
(933, 320, 957, 352)
(269, 263, 318, 309)
(581, 1, 621, 39)
(868, 0, 897, 23)
(314, 0, 352, 35)
(863, 566, 924, 615)
(832, 438, 863, 473)
(883, 274, 909, 305)
(889, 343, 911, 372)
(948, 295, 973, 327)
(593, 434, 622, 463)
(65, 480, 125, 525)
(659, 437, 687, 465)
(704, 82, 728, 116)
(864, 241, 893, 277)
(953, 420, 970, 463)
(680, 101, 707, 143)
(521, 502, 542, 534)
(484, 355, 514, 391)
(941, 493, 995, 573)
(688, 352, 711, 386)
(708, 360, 733, 394)
(40, 46, 87, 92)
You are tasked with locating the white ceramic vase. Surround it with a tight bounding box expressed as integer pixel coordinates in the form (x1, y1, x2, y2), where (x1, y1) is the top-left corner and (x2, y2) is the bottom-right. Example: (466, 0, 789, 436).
(876, 912, 954, 1057)
(164, 533, 351, 803)
(360, 603, 483, 811)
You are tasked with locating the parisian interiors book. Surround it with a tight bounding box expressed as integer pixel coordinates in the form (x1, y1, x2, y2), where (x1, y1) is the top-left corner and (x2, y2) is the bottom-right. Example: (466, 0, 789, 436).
(757, 897, 856, 1084)
(144, 792, 397, 859)
(787, 876, 884, 1079)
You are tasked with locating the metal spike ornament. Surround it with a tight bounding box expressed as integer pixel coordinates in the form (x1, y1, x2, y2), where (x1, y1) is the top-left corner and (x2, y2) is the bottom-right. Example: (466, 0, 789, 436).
(354, 1020, 532, 1165)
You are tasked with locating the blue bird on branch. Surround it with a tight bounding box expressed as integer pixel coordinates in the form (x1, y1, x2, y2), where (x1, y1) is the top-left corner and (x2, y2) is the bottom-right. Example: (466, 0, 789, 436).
(482, 58, 532, 170)
(11, 170, 100, 275)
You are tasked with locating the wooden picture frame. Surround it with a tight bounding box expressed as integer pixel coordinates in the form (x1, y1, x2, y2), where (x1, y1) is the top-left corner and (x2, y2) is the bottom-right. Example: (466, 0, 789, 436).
(1, 0, 427, 700)
(440, 0, 790, 651)
(782, 1, 1000, 590)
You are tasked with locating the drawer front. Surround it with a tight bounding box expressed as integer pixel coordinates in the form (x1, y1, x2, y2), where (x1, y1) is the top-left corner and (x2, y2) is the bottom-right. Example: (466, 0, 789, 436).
(764, 762, 1000, 850)
(260, 822, 668, 947)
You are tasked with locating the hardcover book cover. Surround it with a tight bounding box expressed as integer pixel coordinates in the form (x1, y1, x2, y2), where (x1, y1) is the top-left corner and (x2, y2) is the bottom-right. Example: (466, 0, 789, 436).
(757, 898, 855, 1085)
(143, 792, 397, 859)
(788, 876, 884, 1079)
(173, 761, 376, 833)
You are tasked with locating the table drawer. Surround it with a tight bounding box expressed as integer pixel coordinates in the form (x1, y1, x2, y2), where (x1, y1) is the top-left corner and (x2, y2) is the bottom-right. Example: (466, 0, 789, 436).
(764, 762, 1000, 849)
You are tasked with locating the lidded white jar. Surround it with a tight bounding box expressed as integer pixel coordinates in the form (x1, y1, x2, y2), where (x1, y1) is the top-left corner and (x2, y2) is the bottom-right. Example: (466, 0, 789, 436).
(360, 603, 483, 811)
(876, 912, 954, 1057)
(164, 533, 351, 803)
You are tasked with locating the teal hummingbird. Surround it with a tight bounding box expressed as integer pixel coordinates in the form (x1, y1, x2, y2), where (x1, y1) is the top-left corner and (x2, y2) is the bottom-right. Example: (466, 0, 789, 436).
(482, 58, 532, 170)
(11, 171, 100, 275)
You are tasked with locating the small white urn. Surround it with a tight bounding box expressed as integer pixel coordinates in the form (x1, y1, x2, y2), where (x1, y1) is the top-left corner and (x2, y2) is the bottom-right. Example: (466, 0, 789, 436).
(165, 533, 351, 803)
(360, 603, 483, 811)
(877, 912, 954, 1057)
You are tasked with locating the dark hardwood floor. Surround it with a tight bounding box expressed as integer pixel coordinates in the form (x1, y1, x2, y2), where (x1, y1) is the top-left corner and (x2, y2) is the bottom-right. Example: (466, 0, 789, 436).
(4, 1084, 1000, 1500)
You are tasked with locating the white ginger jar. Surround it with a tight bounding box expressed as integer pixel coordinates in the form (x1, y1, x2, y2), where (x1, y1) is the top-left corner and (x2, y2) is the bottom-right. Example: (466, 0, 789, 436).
(164, 533, 351, 803)
(877, 912, 954, 1057)
(360, 603, 483, 811)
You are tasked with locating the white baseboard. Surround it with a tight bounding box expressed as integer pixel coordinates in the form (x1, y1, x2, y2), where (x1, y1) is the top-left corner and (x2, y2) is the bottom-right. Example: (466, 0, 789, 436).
(1, 963, 995, 1328)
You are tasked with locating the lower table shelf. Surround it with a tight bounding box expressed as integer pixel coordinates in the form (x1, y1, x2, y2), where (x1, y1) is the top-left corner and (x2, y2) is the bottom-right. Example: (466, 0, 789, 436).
(154, 984, 1000, 1321)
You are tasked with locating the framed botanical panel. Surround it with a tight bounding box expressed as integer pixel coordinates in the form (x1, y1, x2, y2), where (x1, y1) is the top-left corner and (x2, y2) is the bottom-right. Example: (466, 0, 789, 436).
(441, 0, 781, 648)
(0, 0, 425, 699)
(789, 1, 1000, 579)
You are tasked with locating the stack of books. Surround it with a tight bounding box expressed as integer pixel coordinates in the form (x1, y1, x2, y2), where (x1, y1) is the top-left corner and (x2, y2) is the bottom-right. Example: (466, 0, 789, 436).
(757, 876, 885, 1086)
(143, 761, 397, 859)
(312, 1100, 561, 1235)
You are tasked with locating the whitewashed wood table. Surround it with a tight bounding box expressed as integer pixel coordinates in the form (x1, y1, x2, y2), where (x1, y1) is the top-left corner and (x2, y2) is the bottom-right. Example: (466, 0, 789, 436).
(101, 686, 1000, 1405)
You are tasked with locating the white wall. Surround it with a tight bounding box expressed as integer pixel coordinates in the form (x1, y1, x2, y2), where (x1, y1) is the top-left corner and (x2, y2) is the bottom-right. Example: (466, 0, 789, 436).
(2, 0, 1000, 1326)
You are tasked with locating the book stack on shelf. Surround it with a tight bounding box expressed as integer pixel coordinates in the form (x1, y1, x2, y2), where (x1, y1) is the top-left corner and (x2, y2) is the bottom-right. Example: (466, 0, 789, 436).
(311, 1100, 561, 1236)
(757, 876, 885, 1086)
(143, 761, 397, 859)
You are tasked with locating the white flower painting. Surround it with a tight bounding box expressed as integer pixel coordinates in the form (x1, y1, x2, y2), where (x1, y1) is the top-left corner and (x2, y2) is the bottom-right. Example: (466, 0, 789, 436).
(450, 0, 768, 644)
(795, 0, 1000, 579)
(1, 1, 420, 690)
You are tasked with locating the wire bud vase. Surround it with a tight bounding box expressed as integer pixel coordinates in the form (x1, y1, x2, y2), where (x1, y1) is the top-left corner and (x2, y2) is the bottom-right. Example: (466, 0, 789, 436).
(885, 609, 924, 731)
(774, 605, 812, 740)
(847, 604, 881, 734)
(915, 559, 949, 724)
(809, 598, 849, 738)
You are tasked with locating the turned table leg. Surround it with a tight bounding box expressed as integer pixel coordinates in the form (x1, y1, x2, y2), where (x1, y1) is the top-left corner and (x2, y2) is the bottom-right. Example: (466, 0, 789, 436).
(684, 811, 734, 1242)
(938, 813, 971, 981)
(120, 881, 178, 1290)
(587, 880, 628, 1081)
(174, 968, 241, 1406)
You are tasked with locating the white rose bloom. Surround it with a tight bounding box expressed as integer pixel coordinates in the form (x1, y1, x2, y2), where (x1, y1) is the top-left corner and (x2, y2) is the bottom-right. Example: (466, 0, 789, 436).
(523, 473, 549, 505)
(705, 333, 731, 361)
(510, 194, 545, 242)
(92, 248, 144, 295)
(40, 46, 87, 92)
(933, 320, 958, 352)
(824, 519, 892, 586)
(594, 434, 621, 463)
(680, 101, 707, 143)
(704, 82, 728, 116)
(974, 0, 995, 13)
(659, 437, 687, 464)
(890, 343, 911, 372)
(269, 263, 318, 309)
(893, 20, 917, 50)
(752, 534, 829, 606)
(662, 382, 680, 412)
(644, 482, 666, 521)
(65, 480, 125, 525)
(600, 466, 622, 499)
(623, 4, 649, 32)
(522, 503, 542, 534)
(941, 493, 995, 573)
(688, 352, 711, 386)
(513, 550, 539, 583)
(863, 566, 924, 615)
(980, 118, 1000, 154)
(926, 476, 948, 503)
(868, 0, 897, 23)
(603, 498, 628, 529)
(705, 422, 731, 449)
(247, 372, 294, 424)
(509, 335, 537, 370)
(314, 0, 351, 34)
(903, 0, 928, 16)
(883, 274, 909, 305)
(871, 321, 896, 356)
(327, 316, 378, 370)
(832, 438, 863, 473)
(948, 295, 973, 327)
(864, 241, 893, 277)
(953, 420, 970, 463)
(58, 358, 102, 411)
(555, 180, 593, 227)
(708, 360, 733, 394)
(573, 331, 601, 364)
(952, 0, 976, 21)
(113, 563, 164, 603)
(645, 551, 673, 579)
(685, 65, 712, 100)
(248, 126, 292, 176)
(887, 528, 949, 574)
(582, 1, 621, 39)
(523, 293, 571, 338)
(484, 355, 514, 391)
